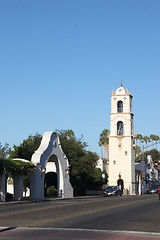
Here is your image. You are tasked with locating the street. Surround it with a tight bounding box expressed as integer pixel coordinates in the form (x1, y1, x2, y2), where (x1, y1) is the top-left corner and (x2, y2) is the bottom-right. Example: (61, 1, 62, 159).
(0, 194, 160, 239)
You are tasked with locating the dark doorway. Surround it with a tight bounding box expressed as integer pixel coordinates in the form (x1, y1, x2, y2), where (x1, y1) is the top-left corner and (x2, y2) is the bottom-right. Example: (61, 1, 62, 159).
(44, 172, 57, 197)
(117, 178, 124, 194)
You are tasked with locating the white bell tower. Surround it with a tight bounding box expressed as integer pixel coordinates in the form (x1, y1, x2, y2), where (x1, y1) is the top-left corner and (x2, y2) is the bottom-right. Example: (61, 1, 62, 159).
(109, 83, 135, 195)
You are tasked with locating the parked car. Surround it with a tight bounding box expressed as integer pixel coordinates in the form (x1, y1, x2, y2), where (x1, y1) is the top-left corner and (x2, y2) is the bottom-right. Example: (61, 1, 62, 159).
(104, 186, 122, 197)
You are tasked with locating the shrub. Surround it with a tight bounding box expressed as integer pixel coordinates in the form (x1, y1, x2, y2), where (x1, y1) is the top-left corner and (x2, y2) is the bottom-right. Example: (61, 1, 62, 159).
(46, 187, 57, 198)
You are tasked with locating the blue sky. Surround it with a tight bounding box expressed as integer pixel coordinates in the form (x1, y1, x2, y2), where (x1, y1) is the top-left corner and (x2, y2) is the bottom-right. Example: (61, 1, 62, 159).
(0, 0, 160, 155)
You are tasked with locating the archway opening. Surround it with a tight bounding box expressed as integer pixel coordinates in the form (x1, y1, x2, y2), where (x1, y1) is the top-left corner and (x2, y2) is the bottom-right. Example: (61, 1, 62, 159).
(45, 172, 57, 197)
(44, 154, 59, 198)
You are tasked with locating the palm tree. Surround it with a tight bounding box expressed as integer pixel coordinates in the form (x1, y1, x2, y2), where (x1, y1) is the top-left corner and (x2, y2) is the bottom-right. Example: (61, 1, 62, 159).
(136, 134, 143, 153)
(143, 136, 150, 150)
(150, 134, 159, 149)
(99, 129, 110, 159)
(154, 135, 159, 150)
(150, 134, 155, 149)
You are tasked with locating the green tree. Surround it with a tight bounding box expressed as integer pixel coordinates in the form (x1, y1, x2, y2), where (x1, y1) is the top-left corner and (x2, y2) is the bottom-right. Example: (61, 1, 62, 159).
(57, 129, 87, 162)
(99, 129, 110, 159)
(136, 134, 143, 153)
(143, 136, 150, 149)
(145, 149, 160, 164)
(135, 145, 141, 159)
(150, 134, 154, 147)
(135, 148, 160, 164)
(10, 130, 102, 196)
(0, 143, 10, 159)
(99, 129, 110, 146)
(154, 135, 159, 149)
(9, 134, 42, 160)
(57, 129, 100, 195)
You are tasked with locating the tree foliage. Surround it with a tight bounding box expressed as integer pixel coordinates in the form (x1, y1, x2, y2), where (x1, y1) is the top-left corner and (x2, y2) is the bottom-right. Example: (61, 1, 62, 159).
(135, 149, 160, 163)
(0, 143, 10, 159)
(135, 133, 160, 163)
(0, 158, 35, 176)
(9, 130, 103, 195)
(99, 129, 110, 146)
(57, 130, 101, 191)
(9, 134, 42, 160)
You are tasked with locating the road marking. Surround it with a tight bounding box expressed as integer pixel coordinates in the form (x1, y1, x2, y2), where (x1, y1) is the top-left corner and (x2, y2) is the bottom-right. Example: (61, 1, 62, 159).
(5, 227, 160, 237)
(0, 227, 16, 233)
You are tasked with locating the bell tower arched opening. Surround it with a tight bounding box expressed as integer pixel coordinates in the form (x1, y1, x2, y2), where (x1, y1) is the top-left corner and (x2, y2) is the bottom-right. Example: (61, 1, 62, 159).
(117, 100, 123, 113)
(117, 121, 124, 136)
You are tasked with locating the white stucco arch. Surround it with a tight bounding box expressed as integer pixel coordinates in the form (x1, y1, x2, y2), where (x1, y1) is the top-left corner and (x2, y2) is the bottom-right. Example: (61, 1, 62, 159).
(30, 131, 73, 200)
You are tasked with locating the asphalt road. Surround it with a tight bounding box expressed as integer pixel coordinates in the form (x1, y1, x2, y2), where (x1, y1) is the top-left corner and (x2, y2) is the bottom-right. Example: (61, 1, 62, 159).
(0, 194, 160, 239)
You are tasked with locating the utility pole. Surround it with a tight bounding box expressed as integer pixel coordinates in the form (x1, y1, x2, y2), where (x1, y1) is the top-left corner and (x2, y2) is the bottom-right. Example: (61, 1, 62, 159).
(142, 145, 145, 195)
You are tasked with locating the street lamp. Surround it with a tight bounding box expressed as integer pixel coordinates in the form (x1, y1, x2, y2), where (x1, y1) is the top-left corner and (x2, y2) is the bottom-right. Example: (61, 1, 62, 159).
(102, 173, 106, 190)
(65, 168, 70, 175)
(65, 165, 71, 177)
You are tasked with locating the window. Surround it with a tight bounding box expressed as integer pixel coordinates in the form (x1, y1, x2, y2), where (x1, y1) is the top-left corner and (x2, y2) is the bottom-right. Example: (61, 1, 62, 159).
(117, 121, 123, 136)
(117, 101, 123, 112)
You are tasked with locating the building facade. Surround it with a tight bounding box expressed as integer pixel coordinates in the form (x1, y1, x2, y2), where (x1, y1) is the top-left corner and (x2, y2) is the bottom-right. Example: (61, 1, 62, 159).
(108, 84, 135, 195)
